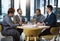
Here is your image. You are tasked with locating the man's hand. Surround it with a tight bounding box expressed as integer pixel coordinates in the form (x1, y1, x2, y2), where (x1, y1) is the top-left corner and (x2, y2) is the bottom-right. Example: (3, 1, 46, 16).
(37, 22, 45, 26)
(19, 22, 25, 26)
(19, 22, 22, 26)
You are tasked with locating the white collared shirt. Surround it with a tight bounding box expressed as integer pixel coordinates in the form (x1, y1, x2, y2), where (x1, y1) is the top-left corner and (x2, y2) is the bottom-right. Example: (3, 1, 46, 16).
(48, 12, 52, 16)
(11, 17, 13, 21)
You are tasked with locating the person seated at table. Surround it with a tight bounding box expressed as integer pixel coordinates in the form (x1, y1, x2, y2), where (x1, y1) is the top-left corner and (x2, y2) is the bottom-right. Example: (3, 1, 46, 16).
(2, 8, 20, 41)
(32, 9, 45, 25)
(39, 5, 57, 36)
(14, 8, 25, 25)
(14, 8, 25, 35)
(44, 5, 57, 27)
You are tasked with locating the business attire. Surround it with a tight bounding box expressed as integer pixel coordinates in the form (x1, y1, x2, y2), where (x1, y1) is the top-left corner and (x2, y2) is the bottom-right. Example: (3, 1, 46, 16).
(14, 15, 25, 35)
(44, 12, 57, 27)
(2, 15, 20, 41)
(14, 15, 25, 24)
(39, 12, 57, 36)
(33, 14, 45, 23)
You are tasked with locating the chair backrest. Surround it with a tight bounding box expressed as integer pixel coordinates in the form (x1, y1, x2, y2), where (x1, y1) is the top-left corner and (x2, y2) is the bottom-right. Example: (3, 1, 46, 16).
(50, 27, 59, 35)
(23, 28, 42, 37)
(0, 24, 2, 32)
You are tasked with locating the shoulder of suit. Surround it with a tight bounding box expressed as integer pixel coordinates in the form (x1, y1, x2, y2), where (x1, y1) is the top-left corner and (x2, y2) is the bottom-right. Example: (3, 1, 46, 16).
(50, 13, 56, 18)
(40, 14, 45, 17)
(51, 13, 56, 16)
(13, 15, 18, 19)
(4, 15, 8, 18)
(14, 15, 18, 17)
(3, 15, 10, 20)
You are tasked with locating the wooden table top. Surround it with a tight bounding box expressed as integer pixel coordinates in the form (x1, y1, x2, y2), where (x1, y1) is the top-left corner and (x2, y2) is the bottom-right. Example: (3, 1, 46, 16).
(17, 25, 50, 30)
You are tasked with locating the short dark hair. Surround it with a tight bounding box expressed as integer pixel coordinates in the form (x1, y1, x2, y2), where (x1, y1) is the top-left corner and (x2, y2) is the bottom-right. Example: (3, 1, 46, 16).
(47, 5, 53, 11)
(8, 8, 15, 14)
(17, 8, 21, 12)
(36, 9, 41, 12)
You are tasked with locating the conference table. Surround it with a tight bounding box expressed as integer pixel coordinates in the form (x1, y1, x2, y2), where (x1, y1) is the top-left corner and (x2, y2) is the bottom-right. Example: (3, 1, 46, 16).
(17, 24, 50, 41)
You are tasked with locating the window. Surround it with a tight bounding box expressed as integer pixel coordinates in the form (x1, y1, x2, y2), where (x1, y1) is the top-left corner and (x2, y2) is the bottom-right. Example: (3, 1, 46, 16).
(0, 0, 11, 22)
(58, 0, 60, 7)
(49, 0, 60, 22)
(57, 0, 60, 22)
(40, 0, 44, 15)
(30, 0, 34, 17)
(2, 0, 11, 16)
(14, 0, 26, 16)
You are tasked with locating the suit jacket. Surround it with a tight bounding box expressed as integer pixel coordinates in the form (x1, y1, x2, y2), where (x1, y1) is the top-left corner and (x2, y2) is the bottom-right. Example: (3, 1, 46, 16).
(2, 15, 19, 31)
(14, 15, 25, 24)
(33, 14, 45, 22)
(44, 12, 57, 27)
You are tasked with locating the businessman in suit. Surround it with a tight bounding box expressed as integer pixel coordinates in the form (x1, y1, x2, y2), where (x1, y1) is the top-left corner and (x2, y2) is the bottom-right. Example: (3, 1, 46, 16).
(14, 8, 25, 35)
(44, 5, 57, 27)
(2, 8, 20, 41)
(39, 5, 57, 36)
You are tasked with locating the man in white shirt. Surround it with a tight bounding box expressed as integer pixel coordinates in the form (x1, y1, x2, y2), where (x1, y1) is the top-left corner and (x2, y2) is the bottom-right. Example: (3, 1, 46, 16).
(14, 8, 25, 35)
(14, 8, 25, 25)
